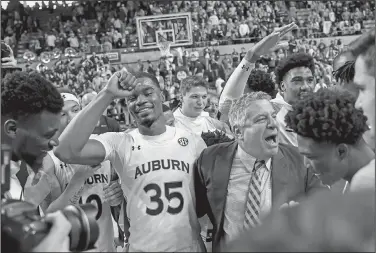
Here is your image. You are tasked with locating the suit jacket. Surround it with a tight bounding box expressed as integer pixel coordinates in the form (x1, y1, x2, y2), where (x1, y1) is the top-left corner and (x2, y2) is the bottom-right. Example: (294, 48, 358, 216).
(194, 141, 328, 252)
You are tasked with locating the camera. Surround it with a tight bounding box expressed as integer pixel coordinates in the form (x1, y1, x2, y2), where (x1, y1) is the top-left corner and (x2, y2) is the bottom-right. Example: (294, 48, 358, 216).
(1, 200, 99, 252)
(1, 145, 100, 252)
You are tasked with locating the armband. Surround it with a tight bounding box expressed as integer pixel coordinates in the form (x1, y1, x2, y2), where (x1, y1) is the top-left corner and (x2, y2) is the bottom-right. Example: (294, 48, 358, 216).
(240, 61, 255, 72)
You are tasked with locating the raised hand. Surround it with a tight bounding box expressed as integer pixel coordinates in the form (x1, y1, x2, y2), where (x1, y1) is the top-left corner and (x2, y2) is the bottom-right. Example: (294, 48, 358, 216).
(246, 22, 298, 62)
(1, 43, 17, 67)
(104, 69, 137, 99)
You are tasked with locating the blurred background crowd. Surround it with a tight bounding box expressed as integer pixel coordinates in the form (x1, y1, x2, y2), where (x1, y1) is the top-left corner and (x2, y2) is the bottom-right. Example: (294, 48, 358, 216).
(1, 0, 375, 129)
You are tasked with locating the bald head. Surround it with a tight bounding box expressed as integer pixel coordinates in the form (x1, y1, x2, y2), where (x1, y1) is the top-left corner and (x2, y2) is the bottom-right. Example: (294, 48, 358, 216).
(81, 93, 96, 108)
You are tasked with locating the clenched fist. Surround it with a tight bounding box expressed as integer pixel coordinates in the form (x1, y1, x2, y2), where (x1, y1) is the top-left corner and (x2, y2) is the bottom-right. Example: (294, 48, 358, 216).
(104, 69, 137, 99)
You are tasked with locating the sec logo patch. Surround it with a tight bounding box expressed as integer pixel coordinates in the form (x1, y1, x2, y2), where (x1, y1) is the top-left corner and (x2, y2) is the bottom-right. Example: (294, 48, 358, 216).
(178, 137, 189, 146)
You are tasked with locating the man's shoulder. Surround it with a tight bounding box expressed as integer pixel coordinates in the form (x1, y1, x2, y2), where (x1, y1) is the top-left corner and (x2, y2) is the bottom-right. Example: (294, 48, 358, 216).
(350, 159, 375, 192)
(201, 140, 236, 157)
(278, 143, 303, 164)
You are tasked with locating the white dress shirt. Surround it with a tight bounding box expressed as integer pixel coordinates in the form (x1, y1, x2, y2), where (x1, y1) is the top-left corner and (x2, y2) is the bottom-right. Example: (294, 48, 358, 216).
(223, 145, 272, 243)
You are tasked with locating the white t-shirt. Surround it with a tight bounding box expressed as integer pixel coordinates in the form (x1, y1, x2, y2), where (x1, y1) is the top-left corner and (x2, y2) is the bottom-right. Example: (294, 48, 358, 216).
(46, 34, 57, 47)
(173, 108, 219, 136)
(68, 36, 79, 48)
(92, 126, 206, 252)
(47, 146, 115, 252)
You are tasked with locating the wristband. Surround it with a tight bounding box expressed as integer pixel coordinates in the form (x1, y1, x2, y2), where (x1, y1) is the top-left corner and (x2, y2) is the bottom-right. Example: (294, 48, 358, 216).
(240, 60, 255, 72)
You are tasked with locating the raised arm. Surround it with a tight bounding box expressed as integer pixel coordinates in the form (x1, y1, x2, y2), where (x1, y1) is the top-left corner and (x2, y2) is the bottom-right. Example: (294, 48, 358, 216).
(46, 167, 93, 213)
(219, 23, 298, 121)
(54, 70, 137, 166)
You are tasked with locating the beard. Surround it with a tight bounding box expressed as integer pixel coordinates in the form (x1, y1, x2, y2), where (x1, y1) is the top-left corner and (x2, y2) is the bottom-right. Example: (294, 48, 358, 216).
(139, 117, 155, 128)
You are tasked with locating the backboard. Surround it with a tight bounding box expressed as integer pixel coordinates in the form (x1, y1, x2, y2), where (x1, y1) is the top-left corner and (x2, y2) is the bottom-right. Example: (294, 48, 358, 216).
(136, 12, 193, 50)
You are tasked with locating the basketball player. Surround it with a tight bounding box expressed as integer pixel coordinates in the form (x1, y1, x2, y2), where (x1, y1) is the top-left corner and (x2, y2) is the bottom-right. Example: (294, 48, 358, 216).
(40, 92, 123, 252)
(54, 71, 207, 252)
(173, 75, 231, 136)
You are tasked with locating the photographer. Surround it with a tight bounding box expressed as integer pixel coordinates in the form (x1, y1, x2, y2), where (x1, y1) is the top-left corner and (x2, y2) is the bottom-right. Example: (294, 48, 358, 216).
(1, 67, 72, 252)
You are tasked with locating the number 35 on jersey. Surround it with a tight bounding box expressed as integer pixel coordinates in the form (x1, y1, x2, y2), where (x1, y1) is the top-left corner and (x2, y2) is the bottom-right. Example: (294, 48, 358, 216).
(144, 181, 184, 216)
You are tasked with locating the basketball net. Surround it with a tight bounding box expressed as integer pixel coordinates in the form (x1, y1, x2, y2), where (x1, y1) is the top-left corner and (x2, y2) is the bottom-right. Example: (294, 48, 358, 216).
(157, 41, 172, 58)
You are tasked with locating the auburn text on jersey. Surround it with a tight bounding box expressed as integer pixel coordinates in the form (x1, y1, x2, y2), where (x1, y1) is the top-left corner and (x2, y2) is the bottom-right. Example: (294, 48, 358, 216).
(135, 159, 190, 179)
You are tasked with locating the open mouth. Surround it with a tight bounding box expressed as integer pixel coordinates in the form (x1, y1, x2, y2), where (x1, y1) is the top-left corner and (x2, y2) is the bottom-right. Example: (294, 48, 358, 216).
(265, 135, 277, 145)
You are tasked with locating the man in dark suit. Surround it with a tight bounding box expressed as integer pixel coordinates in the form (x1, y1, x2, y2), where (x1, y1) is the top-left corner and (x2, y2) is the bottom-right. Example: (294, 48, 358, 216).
(194, 92, 327, 252)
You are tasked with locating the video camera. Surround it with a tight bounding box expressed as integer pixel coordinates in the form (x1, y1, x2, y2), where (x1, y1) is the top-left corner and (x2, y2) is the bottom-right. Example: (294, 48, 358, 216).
(1, 144, 100, 252)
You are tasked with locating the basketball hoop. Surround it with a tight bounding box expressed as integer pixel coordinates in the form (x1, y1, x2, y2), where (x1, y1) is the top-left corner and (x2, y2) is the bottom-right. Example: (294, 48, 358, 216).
(157, 41, 172, 57)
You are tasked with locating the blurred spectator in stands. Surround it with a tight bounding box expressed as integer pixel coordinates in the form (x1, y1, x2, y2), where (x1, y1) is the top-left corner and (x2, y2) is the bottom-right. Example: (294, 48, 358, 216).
(46, 31, 57, 51)
(67, 31, 79, 50)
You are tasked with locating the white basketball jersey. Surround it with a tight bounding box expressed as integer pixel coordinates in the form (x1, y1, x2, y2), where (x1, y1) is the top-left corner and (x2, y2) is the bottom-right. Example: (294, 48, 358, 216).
(97, 126, 206, 252)
(48, 150, 115, 252)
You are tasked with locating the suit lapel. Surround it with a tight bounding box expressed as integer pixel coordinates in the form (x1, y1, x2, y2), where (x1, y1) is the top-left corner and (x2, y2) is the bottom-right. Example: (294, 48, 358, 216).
(271, 148, 290, 208)
(212, 141, 238, 225)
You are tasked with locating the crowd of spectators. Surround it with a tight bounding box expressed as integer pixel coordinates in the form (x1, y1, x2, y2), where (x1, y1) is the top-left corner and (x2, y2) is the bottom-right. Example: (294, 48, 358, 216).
(2, 0, 372, 128)
(1, 0, 374, 58)
(25, 34, 338, 128)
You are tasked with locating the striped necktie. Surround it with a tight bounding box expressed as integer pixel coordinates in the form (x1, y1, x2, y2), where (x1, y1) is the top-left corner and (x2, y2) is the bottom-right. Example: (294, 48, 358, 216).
(244, 160, 265, 229)
(16, 161, 29, 200)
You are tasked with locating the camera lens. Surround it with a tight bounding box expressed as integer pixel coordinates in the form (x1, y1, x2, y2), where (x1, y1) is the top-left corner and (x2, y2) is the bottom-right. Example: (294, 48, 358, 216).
(62, 204, 99, 251)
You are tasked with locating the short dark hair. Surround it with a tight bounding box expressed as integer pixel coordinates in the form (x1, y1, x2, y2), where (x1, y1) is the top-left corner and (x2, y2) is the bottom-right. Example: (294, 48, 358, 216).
(2, 71, 64, 118)
(1, 71, 64, 118)
(180, 76, 208, 95)
(133, 71, 160, 89)
(274, 53, 315, 87)
(285, 88, 368, 145)
(247, 69, 276, 98)
(349, 29, 375, 78)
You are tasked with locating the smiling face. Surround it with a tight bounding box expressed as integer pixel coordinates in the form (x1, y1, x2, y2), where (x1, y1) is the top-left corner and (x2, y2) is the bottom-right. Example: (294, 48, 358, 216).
(283, 67, 315, 104)
(237, 100, 279, 160)
(127, 77, 164, 127)
(59, 100, 80, 133)
(4, 111, 61, 168)
(181, 86, 208, 118)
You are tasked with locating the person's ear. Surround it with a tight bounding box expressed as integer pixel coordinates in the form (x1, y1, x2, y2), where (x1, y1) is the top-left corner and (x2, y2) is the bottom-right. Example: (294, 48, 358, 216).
(3, 119, 18, 139)
(336, 143, 349, 160)
(279, 82, 286, 92)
